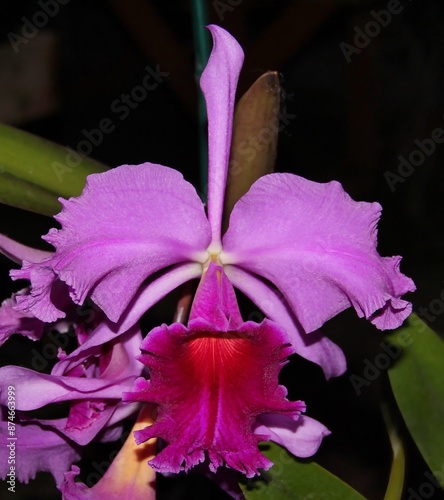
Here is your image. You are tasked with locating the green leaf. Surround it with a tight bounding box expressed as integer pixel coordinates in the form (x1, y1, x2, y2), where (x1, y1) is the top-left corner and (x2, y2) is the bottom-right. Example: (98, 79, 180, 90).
(387, 314, 444, 486)
(0, 123, 108, 215)
(0, 173, 61, 216)
(240, 443, 365, 499)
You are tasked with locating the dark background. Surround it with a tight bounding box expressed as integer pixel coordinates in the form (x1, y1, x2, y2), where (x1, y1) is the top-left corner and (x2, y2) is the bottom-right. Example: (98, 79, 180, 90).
(0, 1, 443, 498)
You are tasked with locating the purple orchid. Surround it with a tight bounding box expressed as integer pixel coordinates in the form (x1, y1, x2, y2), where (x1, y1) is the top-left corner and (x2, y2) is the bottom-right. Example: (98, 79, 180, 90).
(0, 234, 51, 346)
(123, 263, 329, 477)
(6, 25, 414, 481)
(0, 236, 142, 487)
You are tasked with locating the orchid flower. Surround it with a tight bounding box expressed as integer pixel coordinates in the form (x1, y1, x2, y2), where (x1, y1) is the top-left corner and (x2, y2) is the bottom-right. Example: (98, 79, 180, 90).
(0, 236, 142, 486)
(7, 25, 414, 480)
(0, 315, 142, 488)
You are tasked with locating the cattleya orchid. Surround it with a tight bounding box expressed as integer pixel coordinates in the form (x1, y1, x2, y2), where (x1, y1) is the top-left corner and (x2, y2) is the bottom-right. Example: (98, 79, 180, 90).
(0, 235, 142, 485)
(0, 25, 414, 491)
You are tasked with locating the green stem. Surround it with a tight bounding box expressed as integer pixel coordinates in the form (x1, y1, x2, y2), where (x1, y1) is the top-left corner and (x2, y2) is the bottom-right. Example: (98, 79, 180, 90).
(191, 0, 210, 198)
(382, 402, 406, 500)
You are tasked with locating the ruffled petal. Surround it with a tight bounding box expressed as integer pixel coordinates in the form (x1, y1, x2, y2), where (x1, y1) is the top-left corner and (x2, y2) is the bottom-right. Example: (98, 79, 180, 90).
(0, 234, 51, 264)
(0, 291, 44, 346)
(16, 163, 210, 323)
(0, 418, 80, 485)
(253, 414, 330, 458)
(225, 265, 347, 379)
(222, 174, 415, 332)
(10, 263, 65, 323)
(123, 266, 304, 478)
(201, 25, 244, 249)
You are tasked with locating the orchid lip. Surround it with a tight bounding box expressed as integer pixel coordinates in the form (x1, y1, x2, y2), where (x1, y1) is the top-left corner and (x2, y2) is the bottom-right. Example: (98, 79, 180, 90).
(123, 264, 305, 477)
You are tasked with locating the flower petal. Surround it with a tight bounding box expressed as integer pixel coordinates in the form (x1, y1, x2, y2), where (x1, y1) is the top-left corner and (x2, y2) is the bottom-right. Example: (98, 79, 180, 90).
(35, 329, 142, 445)
(188, 262, 243, 331)
(0, 418, 80, 485)
(254, 414, 330, 458)
(0, 234, 51, 264)
(16, 163, 210, 323)
(49, 263, 201, 378)
(117, 262, 203, 334)
(0, 291, 44, 346)
(225, 265, 347, 379)
(0, 366, 134, 410)
(10, 263, 65, 323)
(123, 266, 304, 478)
(40, 403, 133, 447)
(222, 174, 415, 332)
(201, 25, 244, 249)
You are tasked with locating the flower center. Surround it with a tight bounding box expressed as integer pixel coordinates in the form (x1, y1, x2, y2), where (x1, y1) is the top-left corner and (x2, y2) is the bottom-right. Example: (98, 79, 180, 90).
(202, 248, 222, 271)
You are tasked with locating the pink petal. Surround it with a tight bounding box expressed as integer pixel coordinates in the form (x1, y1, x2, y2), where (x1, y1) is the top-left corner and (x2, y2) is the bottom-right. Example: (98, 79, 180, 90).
(34, 402, 139, 448)
(11, 263, 64, 323)
(201, 25, 244, 250)
(0, 366, 134, 410)
(0, 419, 80, 485)
(44, 329, 142, 445)
(254, 414, 330, 458)
(16, 163, 210, 323)
(188, 261, 243, 330)
(222, 174, 415, 332)
(17, 327, 142, 445)
(0, 234, 51, 264)
(49, 263, 201, 377)
(116, 262, 203, 334)
(225, 265, 346, 379)
(123, 265, 304, 478)
(98, 326, 143, 381)
(0, 290, 44, 346)
(50, 319, 121, 377)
